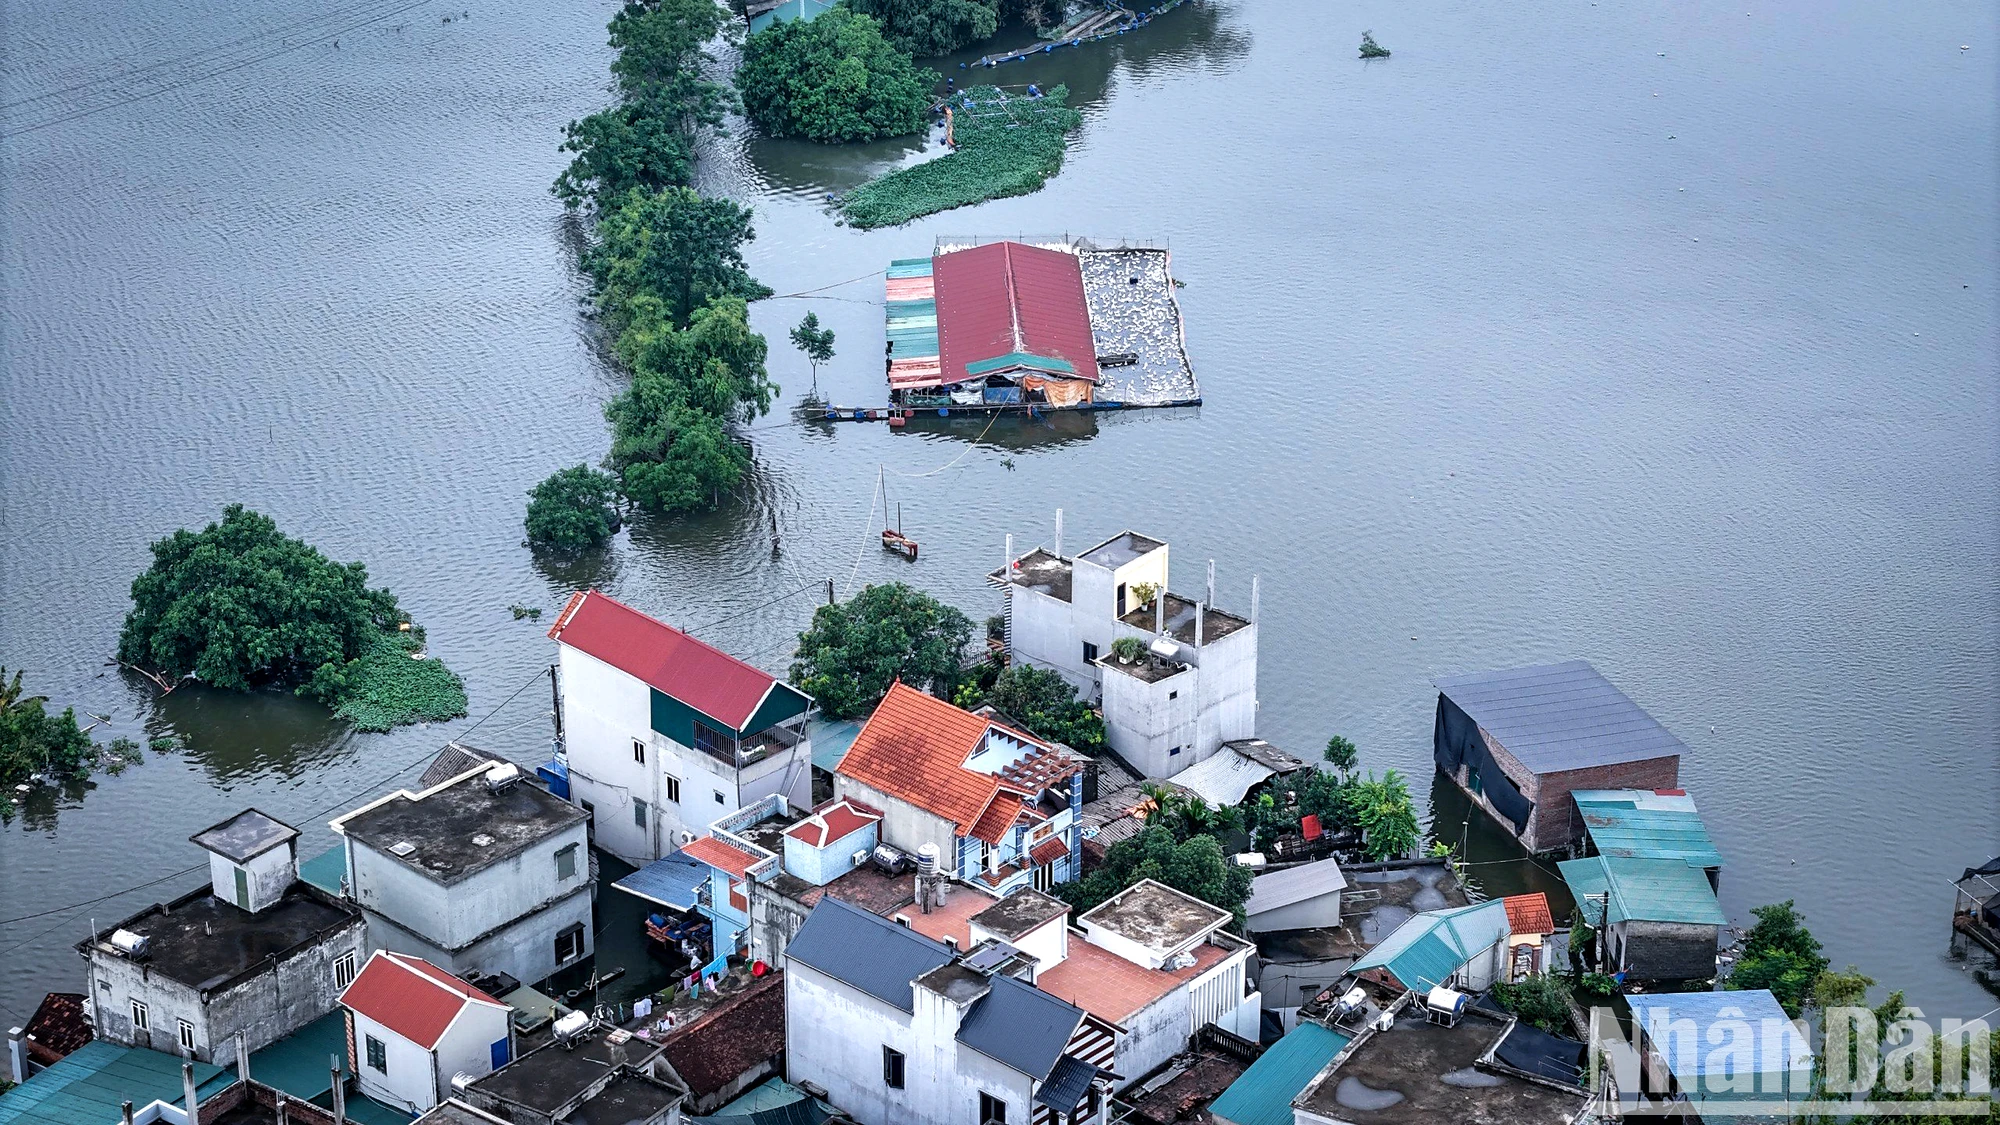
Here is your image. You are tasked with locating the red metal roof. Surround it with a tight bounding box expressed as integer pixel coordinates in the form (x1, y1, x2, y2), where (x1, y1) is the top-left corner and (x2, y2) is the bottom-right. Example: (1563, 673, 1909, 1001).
(785, 800, 882, 849)
(339, 952, 503, 1050)
(1503, 892, 1556, 936)
(933, 242, 1098, 388)
(839, 682, 1050, 836)
(683, 834, 766, 878)
(548, 589, 782, 732)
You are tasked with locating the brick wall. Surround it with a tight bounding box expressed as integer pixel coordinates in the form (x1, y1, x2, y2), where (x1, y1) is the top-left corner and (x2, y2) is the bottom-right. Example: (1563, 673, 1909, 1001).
(1536, 757, 1681, 851)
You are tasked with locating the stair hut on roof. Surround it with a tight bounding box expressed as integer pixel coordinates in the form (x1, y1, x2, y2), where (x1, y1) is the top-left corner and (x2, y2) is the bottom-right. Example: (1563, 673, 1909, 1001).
(548, 589, 815, 866)
(1431, 661, 1685, 854)
(887, 241, 1100, 410)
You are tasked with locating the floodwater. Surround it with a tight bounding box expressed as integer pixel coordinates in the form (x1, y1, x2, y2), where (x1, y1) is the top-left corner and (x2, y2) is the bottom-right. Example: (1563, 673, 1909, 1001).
(3, 0, 1996, 1032)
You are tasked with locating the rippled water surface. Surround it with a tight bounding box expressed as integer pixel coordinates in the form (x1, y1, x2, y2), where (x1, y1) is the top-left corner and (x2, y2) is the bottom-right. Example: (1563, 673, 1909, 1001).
(3, 0, 1995, 1028)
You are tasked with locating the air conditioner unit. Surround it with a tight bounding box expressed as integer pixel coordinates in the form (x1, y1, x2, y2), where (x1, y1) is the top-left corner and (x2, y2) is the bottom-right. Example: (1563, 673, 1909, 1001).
(678, 830, 696, 845)
(451, 1073, 477, 1092)
(851, 849, 872, 868)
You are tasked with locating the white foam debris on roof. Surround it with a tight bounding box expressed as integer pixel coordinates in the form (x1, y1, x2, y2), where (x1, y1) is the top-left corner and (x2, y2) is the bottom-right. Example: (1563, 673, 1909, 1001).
(1078, 248, 1198, 405)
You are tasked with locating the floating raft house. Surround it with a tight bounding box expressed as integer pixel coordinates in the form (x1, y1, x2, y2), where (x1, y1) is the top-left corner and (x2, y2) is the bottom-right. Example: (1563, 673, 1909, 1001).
(872, 236, 1199, 417)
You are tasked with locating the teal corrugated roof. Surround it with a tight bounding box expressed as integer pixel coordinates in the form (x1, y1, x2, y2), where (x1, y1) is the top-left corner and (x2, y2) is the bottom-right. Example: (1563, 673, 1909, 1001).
(0, 1041, 227, 1125)
(886, 258, 934, 279)
(747, 0, 835, 34)
(225, 1011, 345, 1103)
(885, 299, 935, 319)
(1572, 789, 1723, 870)
(809, 718, 862, 773)
(964, 351, 1077, 376)
(1559, 855, 1724, 926)
(298, 843, 347, 896)
(1207, 1022, 1350, 1125)
(1351, 899, 1510, 992)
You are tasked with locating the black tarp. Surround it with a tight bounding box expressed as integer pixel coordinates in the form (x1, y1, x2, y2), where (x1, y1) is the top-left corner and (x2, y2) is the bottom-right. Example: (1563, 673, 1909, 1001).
(1494, 1022, 1588, 1086)
(1434, 696, 1534, 833)
(1433, 695, 1479, 774)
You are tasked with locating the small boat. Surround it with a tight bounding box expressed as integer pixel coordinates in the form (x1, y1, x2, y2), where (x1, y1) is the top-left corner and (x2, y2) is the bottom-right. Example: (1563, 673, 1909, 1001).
(881, 503, 919, 560)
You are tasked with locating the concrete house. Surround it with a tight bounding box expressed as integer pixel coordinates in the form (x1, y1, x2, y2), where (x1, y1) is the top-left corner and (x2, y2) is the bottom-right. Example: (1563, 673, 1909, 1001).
(1349, 899, 1513, 995)
(548, 589, 815, 864)
(784, 897, 1111, 1125)
(1242, 857, 1347, 935)
(835, 682, 1085, 896)
(461, 1021, 687, 1125)
(329, 759, 592, 988)
(78, 809, 366, 1063)
(1558, 854, 1725, 982)
(338, 951, 512, 1115)
(1433, 661, 1686, 853)
(901, 881, 1260, 1089)
(992, 526, 1259, 779)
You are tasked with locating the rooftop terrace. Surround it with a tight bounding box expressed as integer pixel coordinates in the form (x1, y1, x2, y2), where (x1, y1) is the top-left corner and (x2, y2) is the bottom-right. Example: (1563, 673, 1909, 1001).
(971, 888, 1070, 942)
(1078, 531, 1164, 569)
(189, 808, 297, 864)
(1079, 879, 1230, 960)
(1293, 1011, 1586, 1125)
(337, 770, 586, 885)
(467, 1028, 668, 1118)
(1120, 591, 1249, 646)
(82, 885, 360, 993)
(992, 548, 1073, 602)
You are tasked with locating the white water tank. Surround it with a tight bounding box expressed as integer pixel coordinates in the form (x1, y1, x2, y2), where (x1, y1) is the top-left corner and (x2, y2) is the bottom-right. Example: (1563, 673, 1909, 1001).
(917, 843, 940, 876)
(109, 929, 149, 957)
(552, 1010, 591, 1041)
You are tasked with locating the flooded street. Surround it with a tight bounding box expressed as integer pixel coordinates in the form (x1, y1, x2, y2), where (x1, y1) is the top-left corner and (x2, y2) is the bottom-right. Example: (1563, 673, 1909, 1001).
(3, 0, 1995, 1029)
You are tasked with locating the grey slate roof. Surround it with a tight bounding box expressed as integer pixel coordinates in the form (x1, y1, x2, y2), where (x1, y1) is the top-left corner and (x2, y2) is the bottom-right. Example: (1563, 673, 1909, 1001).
(956, 974, 1082, 1082)
(785, 898, 953, 1012)
(1433, 660, 1688, 774)
(188, 808, 298, 863)
(1035, 1055, 1101, 1113)
(1245, 857, 1348, 916)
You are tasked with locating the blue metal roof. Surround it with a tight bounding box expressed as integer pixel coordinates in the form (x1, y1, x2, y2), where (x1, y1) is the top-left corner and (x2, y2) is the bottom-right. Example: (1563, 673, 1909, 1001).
(786, 898, 953, 1012)
(613, 850, 710, 911)
(1572, 789, 1723, 870)
(1626, 990, 1812, 1108)
(1433, 661, 1688, 773)
(808, 718, 862, 773)
(1351, 899, 1511, 992)
(957, 974, 1081, 1082)
(1207, 1022, 1351, 1125)
(0, 1041, 228, 1125)
(747, 0, 836, 34)
(298, 843, 348, 896)
(1558, 855, 1724, 926)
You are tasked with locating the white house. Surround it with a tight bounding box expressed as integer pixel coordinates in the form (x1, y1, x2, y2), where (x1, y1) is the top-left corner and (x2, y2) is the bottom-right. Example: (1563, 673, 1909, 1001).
(785, 897, 1111, 1125)
(834, 681, 1085, 896)
(78, 809, 367, 1063)
(991, 524, 1258, 779)
(1243, 857, 1347, 935)
(329, 759, 592, 988)
(339, 951, 514, 1115)
(548, 588, 816, 864)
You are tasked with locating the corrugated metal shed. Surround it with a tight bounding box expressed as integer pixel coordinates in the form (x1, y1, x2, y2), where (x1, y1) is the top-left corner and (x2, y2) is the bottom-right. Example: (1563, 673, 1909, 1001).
(1432, 660, 1688, 774)
(1627, 990, 1812, 1110)
(934, 242, 1098, 388)
(298, 842, 348, 896)
(1245, 858, 1348, 917)
(1167, 746, 1278, 808)
(1572, 788, 1723, 870)
(807, 717, 862, 773)
(1351, 900, 1511, 992)
(1206, 1022, 1351, 1125)
(0, 1041, 228, 1125)
(1558, 855, 1724, 926)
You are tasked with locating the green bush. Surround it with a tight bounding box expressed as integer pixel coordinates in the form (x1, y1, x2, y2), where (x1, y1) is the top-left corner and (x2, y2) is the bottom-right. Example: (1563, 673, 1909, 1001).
(986, 664, 1103, 753)
(844, 0, 997, 56)
(1492, 975, 1574, 1034)
(840, 86, 1081, 229)
(1056, 826, 1254, 928)
(1726, 900, 1828, 1016)
(0, 668, 94, 793)
(737, 9, 938, 143)
(526, 466, 621, 552)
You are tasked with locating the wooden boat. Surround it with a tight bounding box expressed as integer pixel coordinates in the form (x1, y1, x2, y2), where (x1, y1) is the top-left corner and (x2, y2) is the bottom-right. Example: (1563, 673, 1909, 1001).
(882, 528, 919, 560)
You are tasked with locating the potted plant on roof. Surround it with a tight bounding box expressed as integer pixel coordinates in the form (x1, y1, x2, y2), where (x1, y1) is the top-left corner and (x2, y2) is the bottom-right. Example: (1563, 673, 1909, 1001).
(1132, 581, 1160, 612)
(1110, 636, 1148, 665)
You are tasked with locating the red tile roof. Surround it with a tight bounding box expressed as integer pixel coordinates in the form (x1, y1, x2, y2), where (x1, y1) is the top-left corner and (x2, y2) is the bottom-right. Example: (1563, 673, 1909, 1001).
(548, 589, 782, 732)
(683, 835, 766, 879)
(1037, 937, 1230, 1025)
(785, 800, 882, 849)
(933, 242, 1098, 388)
(838, 682, 1032, 835)
(968, 795, 1026, 846)
(1030, 835, 1070, 866)
(1503, 892, 1556, 936)
(658, 969, 785, 1099)
(22, 993, 91, 1066)
(339, 952, 504, 1050)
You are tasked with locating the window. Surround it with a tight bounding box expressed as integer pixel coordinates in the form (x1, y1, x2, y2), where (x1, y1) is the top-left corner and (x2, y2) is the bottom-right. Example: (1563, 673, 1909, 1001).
(633, 739, 647, 765)
(333, 951, 358, 990)
(633, 799, 649, 829)
(555, 924, 585, 964)
(1082, 641, 1098, 664)
(714, 790, 726, 805)
(1168, 690, 1178, 700)
(555, 844, 578, 880)
(882, 1046, 905, 1089)
(365, 1035, 387, 1073)
(664, 775, 681, 804)
(980, 1092, 1008, 1124)
(178, 1019, 195, 1053)
(1169, 745, 1182, 757)
(130, 1000, 148, 1031)
(1116, 583, 1127, 616)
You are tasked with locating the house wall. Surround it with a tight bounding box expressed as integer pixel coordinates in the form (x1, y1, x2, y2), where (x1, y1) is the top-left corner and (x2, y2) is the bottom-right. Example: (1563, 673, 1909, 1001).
(1457, 939, 1507, 992)
(1448, 728, 1545, 850)
(835, 777, 959, 863)
(350, 1010, 437, 1114)
(747, 881, 814, 966)
(432, 1005, 511, 1105)
(363, 884, 593, 988)
(1098, 664, 1198, 779)
(971, 915, 1067, 976)
(1191, 623, 1257, 761)
(560, 644, 666, 863)
(87, 916, 366, 1062)
(1245, 895, 1341, 934)
(1008, 586, 1092, 697)
(785, 823, 879, 887)
(1111, 987, 1191, 1090)
(1536, 757, 1681, 851)
(784, 960, 1036, 1125)
(204, 845, 295, 914)
(1612, 920, 1718, 981)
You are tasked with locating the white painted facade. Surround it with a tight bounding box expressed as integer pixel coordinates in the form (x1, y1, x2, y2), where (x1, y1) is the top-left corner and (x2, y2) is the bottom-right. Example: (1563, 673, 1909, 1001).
(970, 914, 1068, 977)
(204, 845, 296, 915)
(350, 993, 511, 1114)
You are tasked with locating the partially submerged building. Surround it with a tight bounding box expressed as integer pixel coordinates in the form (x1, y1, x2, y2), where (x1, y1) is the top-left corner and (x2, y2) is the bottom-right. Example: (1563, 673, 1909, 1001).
(338, 951, 513, 1115)
(548, 588, 815, 864)
(1243, 858, 1348, 936)
(329, 759, 593, 989)
(1572, 787, 1723, 888)
(993, 525, 1260, 778)
(1432, 661, 1685, 853)
(1348, 899, 1512, 996)
(78, 809, 366, 1063)
(1609, 990, 1813, 1118)
(1557, 854, 1724, 982)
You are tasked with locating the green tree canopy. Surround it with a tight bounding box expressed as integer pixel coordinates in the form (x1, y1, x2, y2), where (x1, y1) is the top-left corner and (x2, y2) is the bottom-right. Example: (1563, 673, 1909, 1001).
(790, 311, 836, 381)
(1056, 826, 1254, 926)
(0, 668, 94, 797)
(1343, 769, 1422, 861)
(1727, 900, 1830, 1016)
(117, 506, 406, 690)
(526, 465, 622, 552)
(845, 0, 997, 56)
(554, 102, 697, 211)
(789, 583, 972, 718)
(588, 187, 771, 332)
(608, 0, 732, 101)
(736, 9, 937, 143)
(1323, 733, 1358, 773)
(985, 663, 1104, 753)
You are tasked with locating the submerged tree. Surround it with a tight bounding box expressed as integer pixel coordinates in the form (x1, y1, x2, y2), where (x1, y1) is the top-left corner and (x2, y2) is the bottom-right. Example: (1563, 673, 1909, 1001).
(525, 465, 622, 553)
(789, 311, 837, 384)
(1359, 30, 1390, 59)
(736, 8, 937, 143)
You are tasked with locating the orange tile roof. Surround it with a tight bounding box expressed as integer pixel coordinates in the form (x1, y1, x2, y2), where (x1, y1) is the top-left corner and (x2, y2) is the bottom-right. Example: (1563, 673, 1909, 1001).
(1030, 835, 1070, 866)
(838, 682, 1012, 835)
(968, 795, 1026, 845)
(1038, 937, 1231, 1025)
(683, 835, 765, 879)
(1503, 892, 1556, 936)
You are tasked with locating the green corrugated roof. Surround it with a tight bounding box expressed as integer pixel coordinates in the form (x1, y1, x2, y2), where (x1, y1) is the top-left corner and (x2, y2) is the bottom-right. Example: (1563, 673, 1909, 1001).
(1572, 789, 1723, 870)
(0, 1041, 228, 1125)
(1207, 1022, 1350, 1125)
(885, 299, 935, 319)
(885, 314, 937, 331)
(298, 843, 347, 896)
(227, 1011, 345, 1103)
(1351, 899, 1511, 992)
(1559, 855, 1724, 926)
(809, 718, 862, 773)
(964, 351, 1076, 376)
(886, 258, 934, 279)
